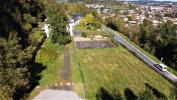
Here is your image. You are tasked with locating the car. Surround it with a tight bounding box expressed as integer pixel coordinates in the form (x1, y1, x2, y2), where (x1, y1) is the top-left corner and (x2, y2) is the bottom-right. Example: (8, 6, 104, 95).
(154, 63, 167, 72)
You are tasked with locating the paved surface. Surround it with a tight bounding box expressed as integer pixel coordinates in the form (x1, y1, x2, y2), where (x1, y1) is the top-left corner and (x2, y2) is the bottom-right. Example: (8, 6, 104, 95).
(73, 29, 81, 37)
(33, 89, 80, 100)
(33, 46, 81, 100)
(103, 25, 177, 84)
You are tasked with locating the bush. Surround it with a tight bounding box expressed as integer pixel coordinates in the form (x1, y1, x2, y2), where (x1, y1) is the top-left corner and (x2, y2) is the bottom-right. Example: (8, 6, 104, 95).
(95, 21, 101, 29)
(38, 47, 57, 62)
(24, 23, 32, 31)
(81, 32, 87, 37)
(56, 35, 71, 45)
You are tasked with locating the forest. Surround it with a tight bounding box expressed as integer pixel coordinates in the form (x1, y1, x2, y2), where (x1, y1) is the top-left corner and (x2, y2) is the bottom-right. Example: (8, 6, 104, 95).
(0, 0, 46, 99)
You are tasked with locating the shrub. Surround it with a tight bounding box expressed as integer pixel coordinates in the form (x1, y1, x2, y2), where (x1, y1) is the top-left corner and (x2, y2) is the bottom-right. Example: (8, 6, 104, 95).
(81, 32, 87, 37)
(56, 35, 71, 45)
(24, 23, 32, 31)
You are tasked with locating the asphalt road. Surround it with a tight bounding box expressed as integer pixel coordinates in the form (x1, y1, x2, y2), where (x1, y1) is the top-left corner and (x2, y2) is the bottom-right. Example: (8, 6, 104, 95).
(103, 25, 177, 84)
(73, 29, 80, 37)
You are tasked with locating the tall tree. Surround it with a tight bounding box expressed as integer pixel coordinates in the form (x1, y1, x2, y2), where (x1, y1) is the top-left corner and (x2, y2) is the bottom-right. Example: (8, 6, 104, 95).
(47, 3, 70, 44)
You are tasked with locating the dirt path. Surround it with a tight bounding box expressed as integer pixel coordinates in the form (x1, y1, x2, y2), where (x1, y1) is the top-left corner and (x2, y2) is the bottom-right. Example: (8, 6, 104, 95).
(62, 45, 71, 81)
(33, 45, 81, 100)
(49, 45, 73, 91)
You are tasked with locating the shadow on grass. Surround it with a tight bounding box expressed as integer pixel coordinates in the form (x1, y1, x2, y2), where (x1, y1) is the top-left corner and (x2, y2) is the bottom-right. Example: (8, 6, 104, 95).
(96, 87, 113, 100)
(28, 63, 46, 92)
(13, 62, 46, 100)
(96, 87, 122, 100)
(124, 88, 137, 100)
(145, 83, 167, 99)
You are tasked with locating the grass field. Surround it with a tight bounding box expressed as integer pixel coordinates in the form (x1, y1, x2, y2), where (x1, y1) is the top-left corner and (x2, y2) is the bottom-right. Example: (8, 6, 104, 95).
(28, 38, 65, 99)
(71, 44, 175, 99)
(113, 30, 177, 77)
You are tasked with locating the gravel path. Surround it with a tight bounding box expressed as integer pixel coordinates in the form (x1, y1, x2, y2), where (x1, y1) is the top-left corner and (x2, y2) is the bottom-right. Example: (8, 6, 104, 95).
(33, 89, 80, 100)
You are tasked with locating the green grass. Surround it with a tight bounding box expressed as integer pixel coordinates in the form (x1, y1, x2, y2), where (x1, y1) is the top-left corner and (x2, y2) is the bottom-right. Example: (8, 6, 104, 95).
(73, 46, 175, 100)
(70, 40, 86, 98)
(112, 30, 177, 77)
(28, 38, 65, 99)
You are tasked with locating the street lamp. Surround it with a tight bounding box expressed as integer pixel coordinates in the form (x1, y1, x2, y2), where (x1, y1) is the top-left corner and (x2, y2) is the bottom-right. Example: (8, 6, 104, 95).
(161, 57, 163, 63)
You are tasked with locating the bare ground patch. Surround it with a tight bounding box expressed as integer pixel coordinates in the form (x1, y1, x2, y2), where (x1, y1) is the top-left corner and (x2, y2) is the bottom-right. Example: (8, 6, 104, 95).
(75, 40, 115, 49)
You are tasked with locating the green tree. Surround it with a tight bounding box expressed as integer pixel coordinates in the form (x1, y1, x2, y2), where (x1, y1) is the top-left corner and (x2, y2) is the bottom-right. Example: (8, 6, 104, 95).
(80, 13, 101, 30)
(0, 33, 29, 99)
(0, 0, 45, 99)
(47, 3, 70, 44)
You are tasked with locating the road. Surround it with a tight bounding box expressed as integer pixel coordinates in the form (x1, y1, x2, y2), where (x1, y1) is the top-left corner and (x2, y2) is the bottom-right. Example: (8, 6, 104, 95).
(102, 25, 177, 84)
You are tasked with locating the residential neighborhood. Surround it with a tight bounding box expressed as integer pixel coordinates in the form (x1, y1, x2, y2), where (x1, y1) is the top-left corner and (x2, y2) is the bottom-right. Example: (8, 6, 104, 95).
(86, 1, 177, 26)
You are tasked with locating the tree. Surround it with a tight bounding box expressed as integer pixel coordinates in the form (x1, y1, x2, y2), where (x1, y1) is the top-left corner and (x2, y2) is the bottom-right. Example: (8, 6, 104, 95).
(47, 3, 70, 44)
(85, 13, 96, 25)
(0, 33, 29, 99)
(0, 0, 45, 99)
(79, 13, 101, 30)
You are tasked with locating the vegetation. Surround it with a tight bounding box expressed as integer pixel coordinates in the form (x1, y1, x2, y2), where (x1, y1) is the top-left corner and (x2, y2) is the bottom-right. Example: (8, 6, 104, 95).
(71, 45, 174, 100)
(65, 3, 98, 18)
(28, 38, 65, 99)
(0, 0, 45, 99)
(46, 2, 71, 45)
(80, 13, 101, 30)
(76, 13, 103, 39)
(68, 0, 118, 4)
(105, 17, 177, 73)
(81, 32, 87, 37)
(76, 24, 106, 39)
(70, 40, 86, 98)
